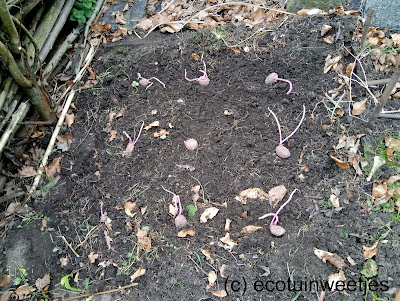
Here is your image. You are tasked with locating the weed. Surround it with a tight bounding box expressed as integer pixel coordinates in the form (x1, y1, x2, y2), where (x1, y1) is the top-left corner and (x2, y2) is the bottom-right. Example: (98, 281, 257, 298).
(117, 46, 124, 53)
(318, 200, 334, 210)
(171, 280, 185, 289)
(12, 264, 29, 285)
(343, 231, 349, 239)
(70, 0, 96, 24)
(17, 211, 44, 228)
(60, 274, 81, 292)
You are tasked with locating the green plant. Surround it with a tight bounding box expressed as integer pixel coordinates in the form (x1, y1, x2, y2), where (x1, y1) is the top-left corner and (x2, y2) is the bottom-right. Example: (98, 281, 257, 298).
(17, 211, 44, 228)
(318, 200, 334, 210)
(60, 274, 81, 292)
(212, 26, 228, 40)
(187, 204, 197, 217)
(343, 231, 349, 239)
(70, 0, 96, 24)
(13, 264, 28, 285)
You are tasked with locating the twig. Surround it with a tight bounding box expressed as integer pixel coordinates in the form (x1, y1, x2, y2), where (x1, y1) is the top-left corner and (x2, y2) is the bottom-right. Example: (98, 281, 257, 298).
(360, 8, 375, 49)
(0, 102, 30, 156)
(367, 78, 399, 86)
(59, 235, 80, 257)
(39, 0, 75, 62)
(62, 282, 139, 301)
(0, 191, 25, 204)
(378, 113, 400, 119)
(187, 255, 208, 277)
(0, 76, 12, 111)
(27, 89, 75, 198)
(367, 68, 400, 128)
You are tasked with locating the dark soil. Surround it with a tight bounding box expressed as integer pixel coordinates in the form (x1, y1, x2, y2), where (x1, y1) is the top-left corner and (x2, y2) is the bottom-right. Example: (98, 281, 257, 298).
(2, 13, 400, 301)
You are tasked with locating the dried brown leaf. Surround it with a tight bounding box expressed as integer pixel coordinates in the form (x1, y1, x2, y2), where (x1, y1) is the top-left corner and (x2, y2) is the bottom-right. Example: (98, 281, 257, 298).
(202, 249, 215, 264)
(40, 218, 47, 231)
(324, 54, 342, 73)
(124, 202, 136, 217)
(35, 273, 50, 291)
(144, 121, 160, 130)
(220, 264, 229, 278)
(385, 137, 400, 161)
(327, 270, 346, 291)
(211, 289, 227, 297)
(46, 157, 61, 179)
(153, 129, 169, 138)
(65, 112, 75, 127)
(60, 256, 69, 267)
(0, 291, 13, 301)
(329, 155, 350, 169)
(314, 248, 348, 269)
(0, 274, 12, 287)
(352, 99, 367, 115)
(130, 267, 146, 282)
(137, 229, 151, 252)
(17, 166, 37, 178)
(235, 188, 269, 204)
(200, 207, 219, 223)
(191, 53, 201, 61)
(321, 24, 332, 36)
(363, 241, 379, 259)
(91, 22, 111, 33)
(240, 225, 262, 234)
(104, 230, 113, 250)
(108, 129, 117, 142)
(177, 229, 196, 237)
(15, 284, 35, 299)
(88, 252, 99, 264)
(346, 63, 355, 77)
(219, 233, 238, 251)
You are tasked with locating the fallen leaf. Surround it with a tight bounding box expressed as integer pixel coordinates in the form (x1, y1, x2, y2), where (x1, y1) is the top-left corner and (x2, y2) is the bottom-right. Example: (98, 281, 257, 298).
(323, 35, 334, 44)
(40, 218, 47, 231)
(15, 284, 35, 299)
(205, 270, 217, 291)
(314, 248, 348, 269)
(108, 129, 117, 142)
(144, 120, 160, 130)
(329, 194, 340, 208)
(130, 267, 146, 283)
(225, 218, 231, 231)
(324, 54, 342, 73)
(385, 137, 400, 161)
(88, 252, 99, 264)
(329, 155, 350, 169)
(347, 256, 357, 266)
(220, 264, 229, 278)
(219, 233, 238, 251)
(17, 166, 37, 178)
(140, 206, 147, 215)
(153, 129, 169, 138)
(104, 230, 113, 250)
(177, 229, 196, 237)
(346, 62, 355, 77)
(363, 241, 379, 259)
(5, 202, 30, 217)
(348, 155, 363, 175)
(268, 185, 287, 207)
(137, 229, 151, 252)
(31, 130, 44, 138)
(241, 225, 262, 234)
(327, 270, 346, 291)
(46, 157, 61, 179)
(60, 257, 69, 267)
(191, 53, 201, 60)
(321, 24, 332, 36)
(235, 188, 269, 204)
(56, 134, 74, 152)
(211, 289, 227, 297)
(352, 99, 367, 115)
(361, 258, 378, 278)
(35, 273, 50, 291)
(200, 207, 219, 223)
(202, 249, 215, 264)
(124, 202, 136, 217)
(65, 112, 75, 127)
(0, 291, 13, 301)
(0, 274, 12, 287)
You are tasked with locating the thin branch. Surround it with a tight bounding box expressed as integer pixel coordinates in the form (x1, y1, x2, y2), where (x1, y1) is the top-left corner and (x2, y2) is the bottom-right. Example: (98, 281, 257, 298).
(27, 89, 75, 199)
(39, 0, 75, 62)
